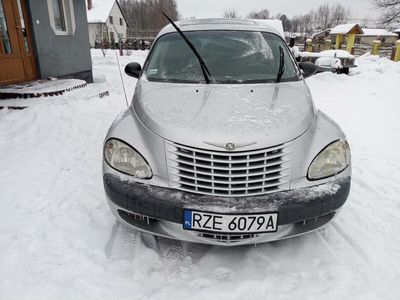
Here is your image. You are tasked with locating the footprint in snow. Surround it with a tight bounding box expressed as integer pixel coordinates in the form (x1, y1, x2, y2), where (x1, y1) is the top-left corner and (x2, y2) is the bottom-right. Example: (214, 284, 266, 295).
(213, 267, 235, 281)
(188, 277, 213, 290)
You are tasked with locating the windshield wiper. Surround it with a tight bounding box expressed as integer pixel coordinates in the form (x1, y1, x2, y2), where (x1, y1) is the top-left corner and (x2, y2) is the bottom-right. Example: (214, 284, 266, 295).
(276, 46, 285, 83)
(162, 12, 211, 84)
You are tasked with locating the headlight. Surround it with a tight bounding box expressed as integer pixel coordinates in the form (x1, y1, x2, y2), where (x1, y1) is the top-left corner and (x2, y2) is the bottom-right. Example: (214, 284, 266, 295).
(104, 139, 152, 179)
(307, 140, 350, 180)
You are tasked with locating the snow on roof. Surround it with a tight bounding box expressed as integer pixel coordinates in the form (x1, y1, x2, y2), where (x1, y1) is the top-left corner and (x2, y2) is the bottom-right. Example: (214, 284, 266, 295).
(87, 0, 116, 23)
(362, 28, 397, 36)
(160, 19, 285, 39)
(330, 23, 363, 35)
(391, 27, 400, 33)
(251, 19, 285, 39)
(299, 49, 354, 59)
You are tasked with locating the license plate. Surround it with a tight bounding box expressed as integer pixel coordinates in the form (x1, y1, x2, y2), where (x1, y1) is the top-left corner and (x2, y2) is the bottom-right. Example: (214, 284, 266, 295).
(183, 209, 278, 234)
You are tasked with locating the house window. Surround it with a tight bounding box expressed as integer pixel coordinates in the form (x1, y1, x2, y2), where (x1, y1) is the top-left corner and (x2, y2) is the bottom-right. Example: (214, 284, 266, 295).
(47, 0, 76, 35)
(52, 0, 66, 31)
(16, 0, 30, 52)
(119, 18, 123, 26)
(0, 0, 12, 54)
(109, 16, 113, 24)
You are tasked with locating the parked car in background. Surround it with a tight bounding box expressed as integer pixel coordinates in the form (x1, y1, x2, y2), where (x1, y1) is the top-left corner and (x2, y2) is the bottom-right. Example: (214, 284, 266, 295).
(102, 18, 351, 246)
(299, 50, 357, 74)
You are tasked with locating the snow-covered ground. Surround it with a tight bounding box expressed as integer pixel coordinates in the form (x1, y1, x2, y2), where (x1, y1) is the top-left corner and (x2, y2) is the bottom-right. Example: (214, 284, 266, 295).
(1, 50, 400, 299)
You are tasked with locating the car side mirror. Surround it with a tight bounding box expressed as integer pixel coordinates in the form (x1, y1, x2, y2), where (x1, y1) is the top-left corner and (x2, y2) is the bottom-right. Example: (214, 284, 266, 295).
(299, 61, 317, 78)
(125, 62, 142, 78)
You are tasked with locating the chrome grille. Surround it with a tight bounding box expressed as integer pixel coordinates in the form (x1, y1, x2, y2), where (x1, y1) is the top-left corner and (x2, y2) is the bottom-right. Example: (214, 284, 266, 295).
(165, 141, 293, 197)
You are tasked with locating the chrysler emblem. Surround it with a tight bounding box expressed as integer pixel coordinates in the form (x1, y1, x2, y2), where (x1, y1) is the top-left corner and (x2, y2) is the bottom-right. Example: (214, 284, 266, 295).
(203, 141, 257, 150)
(225, 143, 236, 151)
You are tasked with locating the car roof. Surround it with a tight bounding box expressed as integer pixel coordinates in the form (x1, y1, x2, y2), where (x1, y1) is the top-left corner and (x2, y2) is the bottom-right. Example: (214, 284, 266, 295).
(157, 18, 284, 39)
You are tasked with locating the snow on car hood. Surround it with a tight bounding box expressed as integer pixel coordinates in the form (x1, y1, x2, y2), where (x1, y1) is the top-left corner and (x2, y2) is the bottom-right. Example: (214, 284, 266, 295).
(133, 80, 315, 150)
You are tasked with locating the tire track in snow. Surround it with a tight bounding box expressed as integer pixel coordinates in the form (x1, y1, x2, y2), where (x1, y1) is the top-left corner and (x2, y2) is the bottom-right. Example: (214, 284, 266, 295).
(155, 237, 192, 280)
(104, 222, 141, 260)
(330, 222, 370, 263)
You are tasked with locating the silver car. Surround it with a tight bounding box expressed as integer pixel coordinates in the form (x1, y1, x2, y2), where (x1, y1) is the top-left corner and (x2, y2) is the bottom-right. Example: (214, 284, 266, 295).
(103, 19, 351, 246)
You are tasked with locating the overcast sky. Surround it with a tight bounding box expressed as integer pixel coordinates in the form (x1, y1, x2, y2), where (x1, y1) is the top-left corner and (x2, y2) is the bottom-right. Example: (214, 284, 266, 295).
(175, 0, 378, 21)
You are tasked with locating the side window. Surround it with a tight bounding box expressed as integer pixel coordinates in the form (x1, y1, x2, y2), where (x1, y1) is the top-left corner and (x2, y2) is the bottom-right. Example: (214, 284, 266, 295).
(47, 0, 75, 35)
(109, 16, 113, 24)
(119, 18, 123, 26)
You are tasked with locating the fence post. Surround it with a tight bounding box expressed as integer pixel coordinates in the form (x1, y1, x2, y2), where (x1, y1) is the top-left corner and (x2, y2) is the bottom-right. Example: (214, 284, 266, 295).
(346, 33, 356, 53)
(372, 40, 381, 55)
(324, 39, 332, 50)
(335, 34, 343, 49)
(119, 39, 123, 56)
(394, 40, 400, 62)
(305, 38, 313, 52)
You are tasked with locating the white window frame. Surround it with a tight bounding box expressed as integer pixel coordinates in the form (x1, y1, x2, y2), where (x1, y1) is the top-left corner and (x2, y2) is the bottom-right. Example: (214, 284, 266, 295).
(47, 0, 76, 35)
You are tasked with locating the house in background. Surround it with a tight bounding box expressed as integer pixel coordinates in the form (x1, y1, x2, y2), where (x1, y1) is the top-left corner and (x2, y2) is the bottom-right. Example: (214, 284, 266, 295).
(87, 0, 128, 48)
(392, 27, 400, 39)
(356, 28, 398, 46)
(329, 24, 398, 48)
(0, 0, 93, 86)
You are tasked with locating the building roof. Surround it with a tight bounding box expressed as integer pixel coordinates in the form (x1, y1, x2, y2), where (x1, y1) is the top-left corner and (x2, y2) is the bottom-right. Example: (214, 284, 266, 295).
(361, 28, 397, 36)
(250, 19, 285, 39)
(157, 19, 285, 39)
(87, 0, 128, 25)
(330, 23, 364, 35)
(87, 0, 114, 23)
(391, 27, 400, 33)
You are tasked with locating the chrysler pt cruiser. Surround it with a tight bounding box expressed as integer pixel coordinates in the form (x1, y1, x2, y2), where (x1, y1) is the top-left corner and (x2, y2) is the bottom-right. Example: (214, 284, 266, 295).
(103, 18, 351, 246)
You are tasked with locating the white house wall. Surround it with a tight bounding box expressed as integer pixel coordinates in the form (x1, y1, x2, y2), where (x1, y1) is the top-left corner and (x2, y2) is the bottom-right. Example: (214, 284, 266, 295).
(88, 23, 98, 47)
(87, 1, 127, 47)
(105, 2, 127, 42)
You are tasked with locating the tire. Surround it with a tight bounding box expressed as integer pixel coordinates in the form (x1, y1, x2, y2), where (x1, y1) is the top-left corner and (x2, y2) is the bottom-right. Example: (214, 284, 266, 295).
(337, 67, 349, 75)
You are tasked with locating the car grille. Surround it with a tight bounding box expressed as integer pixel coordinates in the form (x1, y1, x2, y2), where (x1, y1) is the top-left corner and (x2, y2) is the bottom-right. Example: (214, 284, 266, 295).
(197, 232, 258, 244)
(165, 141, 293, 197)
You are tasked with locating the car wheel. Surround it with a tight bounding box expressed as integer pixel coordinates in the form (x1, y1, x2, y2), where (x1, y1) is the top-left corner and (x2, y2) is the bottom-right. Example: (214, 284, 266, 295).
(337, 67, 349, 75)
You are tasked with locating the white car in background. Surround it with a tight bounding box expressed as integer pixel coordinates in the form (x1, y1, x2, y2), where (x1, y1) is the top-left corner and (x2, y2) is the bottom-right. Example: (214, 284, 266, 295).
(299, 50, 357, 74)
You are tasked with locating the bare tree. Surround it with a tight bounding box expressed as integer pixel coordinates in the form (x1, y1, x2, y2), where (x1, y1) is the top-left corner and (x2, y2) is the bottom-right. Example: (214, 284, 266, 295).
(373, 0, 400, 26)
(302, 10, 315, 35)
(120, 0, 179, 36)
(247, 9, 270, 19)
(308, 3, 351, 30)
(223, 8, 239, 18)
(330, 4, 351, 26)
(94, 23, 109, 57)
(314, 3, 331, 30)
(279, 14, 292, 31)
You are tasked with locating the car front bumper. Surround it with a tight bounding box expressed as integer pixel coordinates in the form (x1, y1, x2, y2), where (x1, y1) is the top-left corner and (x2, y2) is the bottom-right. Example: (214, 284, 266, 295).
(103, 173, 351, 246)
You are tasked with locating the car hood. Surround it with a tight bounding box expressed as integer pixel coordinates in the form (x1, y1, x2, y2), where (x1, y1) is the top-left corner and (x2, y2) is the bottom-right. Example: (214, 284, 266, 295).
(133, 80, 315, 150)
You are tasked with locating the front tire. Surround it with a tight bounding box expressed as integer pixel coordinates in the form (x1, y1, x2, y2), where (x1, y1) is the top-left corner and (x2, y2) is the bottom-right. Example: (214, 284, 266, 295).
(337, 67, 349, 75)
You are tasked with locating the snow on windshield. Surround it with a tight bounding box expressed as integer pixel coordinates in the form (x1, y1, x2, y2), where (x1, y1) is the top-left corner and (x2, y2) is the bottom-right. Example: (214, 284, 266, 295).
(145, 31, 297, 84)
(236, 32, 274, 61)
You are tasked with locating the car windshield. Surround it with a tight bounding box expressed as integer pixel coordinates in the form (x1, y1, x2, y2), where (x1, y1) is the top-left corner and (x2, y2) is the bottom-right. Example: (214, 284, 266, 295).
(144, 30, 299, 84)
